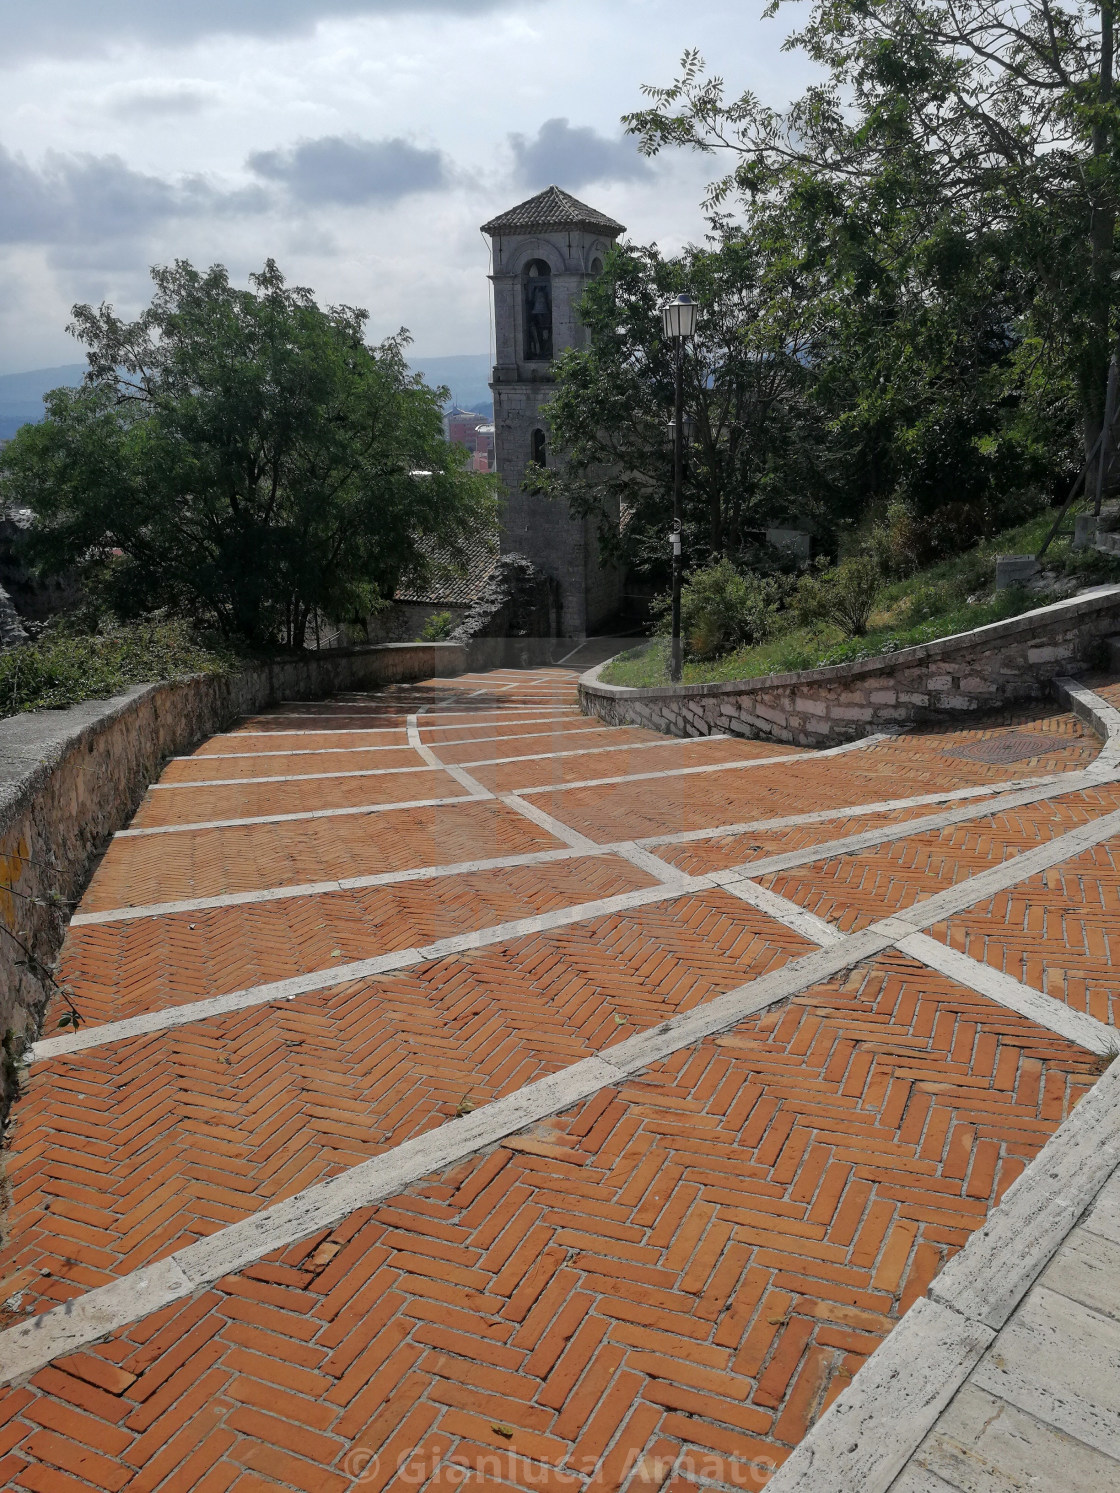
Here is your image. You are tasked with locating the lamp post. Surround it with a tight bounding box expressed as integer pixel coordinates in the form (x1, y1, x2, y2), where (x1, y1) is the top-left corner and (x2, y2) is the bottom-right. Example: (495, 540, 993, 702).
(661, 293, 699, 683)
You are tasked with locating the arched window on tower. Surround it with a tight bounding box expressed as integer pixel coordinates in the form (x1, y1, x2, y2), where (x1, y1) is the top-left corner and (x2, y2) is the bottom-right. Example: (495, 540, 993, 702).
(530, 429, 547, 467)
(590, 257, 603, 276)
(523, 260, 553, 361)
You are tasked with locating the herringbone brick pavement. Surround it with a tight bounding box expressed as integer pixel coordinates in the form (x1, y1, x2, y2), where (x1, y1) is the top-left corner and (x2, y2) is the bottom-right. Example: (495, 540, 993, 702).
(530, 712, 1095, 843)
(928, 838, 1120, 1026)
(5, 665, 1119, 1490)
(762, 781, 1120, 933)
(54, 857, 657, 1026)
(468, 740, 798, 795)
(3, 892, 813, 1316)
(81, 799, 561, 913)
(0, 956, 1098, 1493)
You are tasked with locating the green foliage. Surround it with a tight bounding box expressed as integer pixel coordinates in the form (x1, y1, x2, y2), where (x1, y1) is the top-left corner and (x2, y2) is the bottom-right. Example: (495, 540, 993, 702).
(542, 236, 829, 585)
(652, 558, 783, 659)
(0, 617, 240, 719)
(0, 260, 496, 648)
(419, 610, 454, 641)
(603, 513, 1120, 686)
(795, 556, 882, 637)
(616, 0, 1120, 563)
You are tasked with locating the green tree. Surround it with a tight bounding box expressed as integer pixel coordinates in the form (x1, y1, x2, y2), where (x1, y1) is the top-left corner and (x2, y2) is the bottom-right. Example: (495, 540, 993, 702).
(540, 233, 828, 583)
(626, 0, 1120, 481)
(1, 260, 495, 646)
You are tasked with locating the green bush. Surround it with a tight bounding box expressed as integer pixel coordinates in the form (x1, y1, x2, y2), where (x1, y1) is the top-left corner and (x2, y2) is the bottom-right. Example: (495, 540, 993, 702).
(0, 618, 240, 718)
(795, 555, 882, 637)
(654, 559, 782, 660)
(419, 611, 454, 641)
(868, 501, 927, 577)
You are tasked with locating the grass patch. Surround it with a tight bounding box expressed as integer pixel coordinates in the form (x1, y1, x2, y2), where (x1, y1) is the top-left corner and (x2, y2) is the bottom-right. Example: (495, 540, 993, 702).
(602, 514, 1120, 689)
(0, 618, 246, 719)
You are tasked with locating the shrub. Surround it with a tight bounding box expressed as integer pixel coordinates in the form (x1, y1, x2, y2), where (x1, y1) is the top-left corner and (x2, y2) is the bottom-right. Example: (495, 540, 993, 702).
(653, 559, 781, 660)
(868, 501, 926, 577)
(419, 610, 453, 641)
(0, 617, 238, 718)
(795, 555, 882, 637)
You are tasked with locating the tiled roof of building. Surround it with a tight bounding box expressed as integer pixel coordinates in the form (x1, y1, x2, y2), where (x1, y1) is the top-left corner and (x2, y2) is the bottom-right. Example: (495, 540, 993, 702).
(395, 528, 499, 606)
(481, 186, 625, 237)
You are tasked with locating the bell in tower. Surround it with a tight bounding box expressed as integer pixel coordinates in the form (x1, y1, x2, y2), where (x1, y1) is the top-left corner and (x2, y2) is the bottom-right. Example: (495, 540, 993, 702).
(481, 186, 624, 637)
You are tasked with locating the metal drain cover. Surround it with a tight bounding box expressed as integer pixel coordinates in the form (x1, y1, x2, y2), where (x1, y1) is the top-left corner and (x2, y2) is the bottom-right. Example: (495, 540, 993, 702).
(943, 731, 1058, 764)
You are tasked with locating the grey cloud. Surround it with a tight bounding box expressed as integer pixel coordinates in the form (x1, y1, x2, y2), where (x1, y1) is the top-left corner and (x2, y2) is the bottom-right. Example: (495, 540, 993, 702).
(0, 1, 511, 57)
(109, 84, 215, 119)
(510, 117, 653, 192)
(248, 135, 448, 206)
(0, 146, 267, 246)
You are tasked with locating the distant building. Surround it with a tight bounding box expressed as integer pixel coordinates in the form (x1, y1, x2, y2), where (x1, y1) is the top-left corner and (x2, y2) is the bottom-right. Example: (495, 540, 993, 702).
(444, 407, 494, 471)
(481, 185, 624, 636)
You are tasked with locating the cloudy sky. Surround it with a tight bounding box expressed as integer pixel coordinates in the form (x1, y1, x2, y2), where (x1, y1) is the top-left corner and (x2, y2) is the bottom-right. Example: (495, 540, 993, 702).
(0, 0, 816, 374)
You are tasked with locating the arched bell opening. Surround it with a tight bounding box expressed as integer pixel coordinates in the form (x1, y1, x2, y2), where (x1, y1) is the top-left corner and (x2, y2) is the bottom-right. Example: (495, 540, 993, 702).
(522, 260, 553, 361)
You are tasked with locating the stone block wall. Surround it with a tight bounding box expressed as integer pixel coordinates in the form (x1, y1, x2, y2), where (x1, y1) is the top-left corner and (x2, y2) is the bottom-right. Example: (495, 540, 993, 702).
(0, 643, 466, 1114)
(579, 586, 1120, 745)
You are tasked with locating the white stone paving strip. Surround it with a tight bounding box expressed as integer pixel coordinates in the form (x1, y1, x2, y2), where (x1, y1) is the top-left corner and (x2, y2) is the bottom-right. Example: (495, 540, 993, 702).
(635, 776, 1066, 847)
(897, 932, 1116, 1056)
(455, 734, 734, 768)
(113, 791, 476, 838)
(175, 721, 585, 762)
(151, 762, 443, 790)
(496, 792, 601, 852)
(174, 741, 410, 762)
(407, 714, 492, 797)
(509, 735, 891, 797)
(35, 883, 694, 1062)
(421, 715, 579, 735)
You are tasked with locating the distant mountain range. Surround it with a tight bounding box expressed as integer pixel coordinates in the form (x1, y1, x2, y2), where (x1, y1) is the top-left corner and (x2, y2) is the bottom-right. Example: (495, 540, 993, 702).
(0, 364, 87, 439)
(0, 353, 493, 439)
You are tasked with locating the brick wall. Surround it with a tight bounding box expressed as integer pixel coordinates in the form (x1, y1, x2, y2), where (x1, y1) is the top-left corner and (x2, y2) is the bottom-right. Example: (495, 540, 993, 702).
(0, 643, 467, 1113)
(579, 587, 1120, 744)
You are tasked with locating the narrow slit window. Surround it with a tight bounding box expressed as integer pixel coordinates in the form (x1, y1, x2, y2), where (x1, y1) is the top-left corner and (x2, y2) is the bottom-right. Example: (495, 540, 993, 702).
(531, 429, 547, 466)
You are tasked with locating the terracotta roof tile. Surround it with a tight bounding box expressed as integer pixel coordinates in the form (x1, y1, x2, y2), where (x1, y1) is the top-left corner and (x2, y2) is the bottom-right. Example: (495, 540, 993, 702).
(481, 185, 625, 237)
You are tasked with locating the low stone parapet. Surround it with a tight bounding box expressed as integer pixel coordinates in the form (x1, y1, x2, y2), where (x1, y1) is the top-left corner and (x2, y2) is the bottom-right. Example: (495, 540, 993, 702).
(0, 642, 467, 1110)
(579, 585, 1120, 744)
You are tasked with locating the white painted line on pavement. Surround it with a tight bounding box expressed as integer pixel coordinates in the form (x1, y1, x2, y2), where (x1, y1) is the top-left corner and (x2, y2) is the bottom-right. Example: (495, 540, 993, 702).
(115, 791, 476, 838)
(510, 732, 894, 796)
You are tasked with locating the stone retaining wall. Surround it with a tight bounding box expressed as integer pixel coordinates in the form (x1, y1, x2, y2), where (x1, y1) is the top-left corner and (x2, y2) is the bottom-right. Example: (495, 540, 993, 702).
(579, 585, 1120, 745)
(0, 642, 466, 1111)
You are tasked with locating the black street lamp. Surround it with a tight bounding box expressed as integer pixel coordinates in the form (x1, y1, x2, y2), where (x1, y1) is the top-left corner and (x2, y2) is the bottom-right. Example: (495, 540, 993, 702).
(661, 293, 699, 682)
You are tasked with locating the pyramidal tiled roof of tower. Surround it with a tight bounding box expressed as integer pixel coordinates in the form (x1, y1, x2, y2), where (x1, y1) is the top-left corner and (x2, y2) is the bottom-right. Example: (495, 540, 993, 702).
(481, 186, 625, 237)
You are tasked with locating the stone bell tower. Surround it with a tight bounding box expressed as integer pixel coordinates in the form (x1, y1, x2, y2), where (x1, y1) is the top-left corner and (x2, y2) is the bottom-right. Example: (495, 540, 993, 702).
(481, 186, 625, 637)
